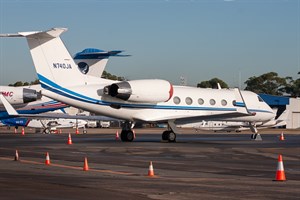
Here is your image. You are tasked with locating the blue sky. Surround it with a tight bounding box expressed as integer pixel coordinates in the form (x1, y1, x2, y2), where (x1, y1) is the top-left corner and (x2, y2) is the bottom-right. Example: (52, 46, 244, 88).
(0, 0, 299, 88)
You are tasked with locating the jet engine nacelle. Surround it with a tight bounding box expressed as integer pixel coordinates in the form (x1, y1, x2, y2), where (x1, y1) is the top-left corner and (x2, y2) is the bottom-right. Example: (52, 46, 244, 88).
(104, 79, 174, 103)
(0, 87, 42, 105)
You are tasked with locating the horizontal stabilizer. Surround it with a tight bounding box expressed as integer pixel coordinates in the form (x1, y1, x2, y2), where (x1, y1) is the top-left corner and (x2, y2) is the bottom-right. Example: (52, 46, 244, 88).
(74, 48, 130, 60)
(0, 28, 67, 38)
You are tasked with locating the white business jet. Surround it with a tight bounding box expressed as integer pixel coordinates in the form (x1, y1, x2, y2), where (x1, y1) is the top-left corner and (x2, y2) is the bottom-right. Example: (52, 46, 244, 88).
(0, 28, 275, 142)
(179, 109, 288, 132)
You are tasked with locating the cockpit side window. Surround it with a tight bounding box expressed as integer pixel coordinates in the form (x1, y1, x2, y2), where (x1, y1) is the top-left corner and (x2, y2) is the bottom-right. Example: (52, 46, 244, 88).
(258, 96, 264, 102)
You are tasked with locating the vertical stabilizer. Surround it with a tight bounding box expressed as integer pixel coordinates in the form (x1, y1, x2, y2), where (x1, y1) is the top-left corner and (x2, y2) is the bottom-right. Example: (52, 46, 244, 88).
(1, 28, 88, 89)
(23, 28, 86, 88)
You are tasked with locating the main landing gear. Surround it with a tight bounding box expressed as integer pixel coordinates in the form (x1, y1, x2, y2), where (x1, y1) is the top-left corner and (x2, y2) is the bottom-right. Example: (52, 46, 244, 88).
(249, 123, 262, 141)
(162, 130, 176, 142)
(120, 121, 135, 142)
(119, 121, 178, 143)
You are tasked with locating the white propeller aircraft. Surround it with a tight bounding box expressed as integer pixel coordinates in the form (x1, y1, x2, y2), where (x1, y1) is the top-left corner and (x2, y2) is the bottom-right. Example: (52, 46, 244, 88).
(0, 28, 275, 142)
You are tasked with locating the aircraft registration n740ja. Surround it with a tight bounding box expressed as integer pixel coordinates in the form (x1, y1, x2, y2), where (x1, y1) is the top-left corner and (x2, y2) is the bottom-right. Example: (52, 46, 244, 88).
(0, 48, 126, 120)
(0, 28, 275, 142)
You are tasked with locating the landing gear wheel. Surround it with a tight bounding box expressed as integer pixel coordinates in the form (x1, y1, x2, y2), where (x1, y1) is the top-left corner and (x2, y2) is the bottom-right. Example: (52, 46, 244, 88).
(162, 130, 171, 141)
(121, 130, 134, 142)
(167, 131, 176, 143)
(43, 129, 50, 134)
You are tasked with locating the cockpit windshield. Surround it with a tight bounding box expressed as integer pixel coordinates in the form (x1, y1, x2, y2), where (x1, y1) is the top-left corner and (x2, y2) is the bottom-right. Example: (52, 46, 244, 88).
(258, 96, 264, 102)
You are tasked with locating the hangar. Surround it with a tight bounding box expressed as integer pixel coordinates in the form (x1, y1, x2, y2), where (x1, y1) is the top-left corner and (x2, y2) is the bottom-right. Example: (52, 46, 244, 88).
(259, 94, 300, 129)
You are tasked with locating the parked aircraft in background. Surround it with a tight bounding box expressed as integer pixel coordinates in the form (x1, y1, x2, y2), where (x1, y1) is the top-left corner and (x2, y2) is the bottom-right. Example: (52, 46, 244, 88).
(0, 84, 67, 119)
(179, 110, 288, 132)
(0, 28, 275, 142)
(0, 85, 41, 107)
(1, 109, 87, 134)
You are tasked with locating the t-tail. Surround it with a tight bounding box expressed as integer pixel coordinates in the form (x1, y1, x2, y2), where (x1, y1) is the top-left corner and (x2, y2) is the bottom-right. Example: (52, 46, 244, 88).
(0, 28, 100, 89)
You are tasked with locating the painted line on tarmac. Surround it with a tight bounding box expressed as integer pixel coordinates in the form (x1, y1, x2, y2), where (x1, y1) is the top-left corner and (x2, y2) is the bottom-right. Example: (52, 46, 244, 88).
(0, 156, 136, 176)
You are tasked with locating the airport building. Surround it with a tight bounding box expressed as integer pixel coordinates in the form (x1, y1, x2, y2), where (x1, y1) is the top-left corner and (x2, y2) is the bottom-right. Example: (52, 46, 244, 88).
(259, 94, 300, 129)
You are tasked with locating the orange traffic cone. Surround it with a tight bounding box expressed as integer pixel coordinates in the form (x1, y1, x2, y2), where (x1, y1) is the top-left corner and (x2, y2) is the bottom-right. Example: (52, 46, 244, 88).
(14, 150, 19, 161)
(21, 127, 25, 135)
(83, 157, 89, 171)
(275, 154, 286, 181)
(45, 152, 51, 165)
(133, 129, 136, 139)
(115, 131, 119, 141)
(67, 133, 73, 145)
(148, 161, 155, 177)
(279, 132, 285, 141)
(14, 128, 17, 134)
(75, 127, 79, 134)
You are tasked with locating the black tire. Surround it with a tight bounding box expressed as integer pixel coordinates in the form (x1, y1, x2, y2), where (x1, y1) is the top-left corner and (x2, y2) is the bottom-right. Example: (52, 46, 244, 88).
(121, 130, 128, 141)
(162, 131, 170, 141)
(167, 131, 176, 143)
(44, 129, 50, 134)
(121, 130, 134, 142)
(126, 131, 134, 142)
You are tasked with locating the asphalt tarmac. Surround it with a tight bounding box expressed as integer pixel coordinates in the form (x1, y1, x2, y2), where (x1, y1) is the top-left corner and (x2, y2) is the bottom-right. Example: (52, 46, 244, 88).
(0, 127, 299, 200)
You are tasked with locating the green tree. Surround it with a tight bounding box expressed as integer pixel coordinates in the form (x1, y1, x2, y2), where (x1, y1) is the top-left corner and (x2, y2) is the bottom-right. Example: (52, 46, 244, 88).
(13, 81, 24, 87)
(197, 78, 229, 89)
(284, 77, 300, 97)
(8, 79, 40, 87)
(30, 79, 40, 85)
(101, 70, 125, 81)
(244, 72, 287, 95)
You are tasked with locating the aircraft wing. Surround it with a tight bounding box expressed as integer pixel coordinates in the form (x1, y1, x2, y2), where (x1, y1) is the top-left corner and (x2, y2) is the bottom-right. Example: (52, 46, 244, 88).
(173, 112, 251, 125)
